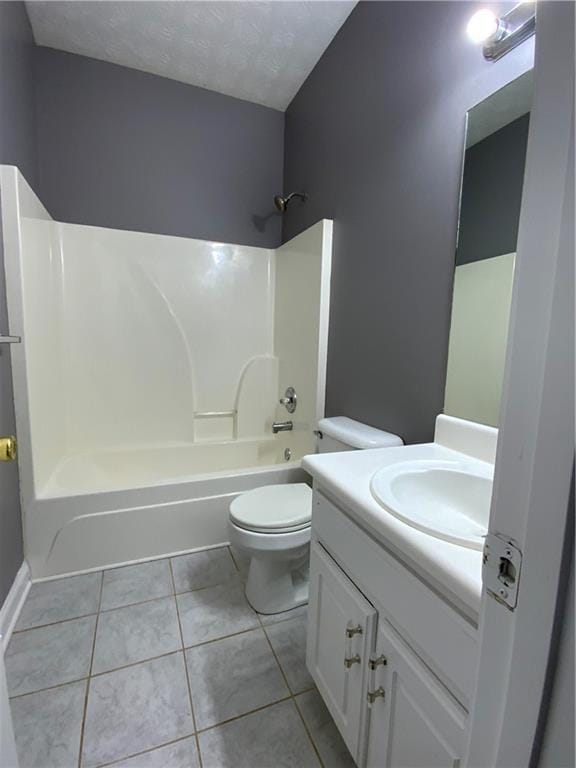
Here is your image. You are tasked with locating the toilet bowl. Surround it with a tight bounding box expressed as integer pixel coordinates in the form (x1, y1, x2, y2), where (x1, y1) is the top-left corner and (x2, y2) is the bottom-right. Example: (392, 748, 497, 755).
(228, 417, 403, 614)
(229, 483, 312, 614)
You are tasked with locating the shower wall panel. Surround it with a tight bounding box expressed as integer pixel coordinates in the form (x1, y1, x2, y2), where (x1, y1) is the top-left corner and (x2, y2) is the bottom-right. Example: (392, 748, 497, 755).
(58, 224, 276, 454)
(19, 217, 65, 488)
(2, 169, 334, 575)
(273, 220, 332, 454)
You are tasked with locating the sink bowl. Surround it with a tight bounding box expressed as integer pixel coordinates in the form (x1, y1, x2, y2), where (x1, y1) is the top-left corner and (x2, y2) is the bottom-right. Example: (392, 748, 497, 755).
(370, 460, 493, 550)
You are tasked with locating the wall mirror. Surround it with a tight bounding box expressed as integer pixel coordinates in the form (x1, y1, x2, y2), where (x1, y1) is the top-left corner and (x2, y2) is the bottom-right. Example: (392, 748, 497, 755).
(444, 71, 533, 428)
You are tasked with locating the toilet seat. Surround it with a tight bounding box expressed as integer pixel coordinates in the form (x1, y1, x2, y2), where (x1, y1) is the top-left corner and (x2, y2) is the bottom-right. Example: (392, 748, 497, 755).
(230, 483, 312, 534)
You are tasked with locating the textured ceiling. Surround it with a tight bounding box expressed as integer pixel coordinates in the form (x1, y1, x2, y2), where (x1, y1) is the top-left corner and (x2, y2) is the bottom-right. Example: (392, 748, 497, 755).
(26, 1, 356, 111)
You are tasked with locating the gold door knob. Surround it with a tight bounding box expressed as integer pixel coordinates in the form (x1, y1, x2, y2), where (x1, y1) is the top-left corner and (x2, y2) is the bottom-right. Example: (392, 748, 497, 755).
(0, 436, 17, 461)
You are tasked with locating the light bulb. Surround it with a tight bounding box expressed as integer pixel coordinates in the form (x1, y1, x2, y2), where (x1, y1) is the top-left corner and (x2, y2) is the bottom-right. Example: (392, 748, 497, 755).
(467, 9, 499, 43)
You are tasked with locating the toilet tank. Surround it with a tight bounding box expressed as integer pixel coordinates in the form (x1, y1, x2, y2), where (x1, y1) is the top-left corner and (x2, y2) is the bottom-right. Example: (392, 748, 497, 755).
(316, 417, 403, 453)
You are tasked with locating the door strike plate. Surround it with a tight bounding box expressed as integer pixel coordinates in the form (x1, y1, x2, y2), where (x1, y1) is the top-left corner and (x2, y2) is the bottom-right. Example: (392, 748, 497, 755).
(482, 533, 522, 610)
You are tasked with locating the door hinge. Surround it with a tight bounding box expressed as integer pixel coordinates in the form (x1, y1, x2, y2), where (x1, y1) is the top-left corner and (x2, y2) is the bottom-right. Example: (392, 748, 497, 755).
(482, 533, 523, 610)
(369, 654, 387, 670)
(346, 624, 363, 638)
(367, 686, 386, 705)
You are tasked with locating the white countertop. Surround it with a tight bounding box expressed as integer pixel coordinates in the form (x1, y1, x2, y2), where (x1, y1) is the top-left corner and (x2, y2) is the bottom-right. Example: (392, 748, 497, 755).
(303, 442, 487, 618)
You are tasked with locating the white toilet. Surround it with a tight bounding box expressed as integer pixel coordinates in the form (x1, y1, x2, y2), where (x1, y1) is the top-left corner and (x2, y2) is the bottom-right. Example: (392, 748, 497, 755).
(228, 417, 403, 614)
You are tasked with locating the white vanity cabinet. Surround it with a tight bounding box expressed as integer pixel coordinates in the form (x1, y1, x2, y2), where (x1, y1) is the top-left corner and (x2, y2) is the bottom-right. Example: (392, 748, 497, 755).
(306, 489, 477, 768)
(366, 620, 467, 768)
(307, 542, 376, 759)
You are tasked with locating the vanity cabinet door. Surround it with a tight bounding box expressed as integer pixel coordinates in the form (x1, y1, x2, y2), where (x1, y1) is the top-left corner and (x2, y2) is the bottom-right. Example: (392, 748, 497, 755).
(366, 620, 467, 768)
(307, 541, 376, 764)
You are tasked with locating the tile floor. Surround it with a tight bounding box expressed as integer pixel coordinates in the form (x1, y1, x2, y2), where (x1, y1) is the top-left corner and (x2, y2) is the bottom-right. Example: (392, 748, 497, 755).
(6, 546, 355, 768)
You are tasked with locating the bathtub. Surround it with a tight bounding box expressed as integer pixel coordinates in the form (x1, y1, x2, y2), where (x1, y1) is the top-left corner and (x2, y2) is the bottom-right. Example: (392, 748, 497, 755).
(1, 168, 331, 581)
(26, 437, 310, 579)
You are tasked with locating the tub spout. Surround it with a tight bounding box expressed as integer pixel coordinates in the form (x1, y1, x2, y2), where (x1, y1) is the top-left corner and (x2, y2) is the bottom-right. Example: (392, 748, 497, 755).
(272, 421, 293, 434)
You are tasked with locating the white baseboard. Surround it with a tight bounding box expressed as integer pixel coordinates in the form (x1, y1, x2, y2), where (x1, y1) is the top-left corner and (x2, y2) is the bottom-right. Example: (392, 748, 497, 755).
(0, 561, 31, 651)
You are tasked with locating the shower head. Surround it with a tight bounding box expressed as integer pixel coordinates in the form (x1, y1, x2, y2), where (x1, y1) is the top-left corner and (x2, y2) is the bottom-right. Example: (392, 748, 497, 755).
(273, 192, 308, 212)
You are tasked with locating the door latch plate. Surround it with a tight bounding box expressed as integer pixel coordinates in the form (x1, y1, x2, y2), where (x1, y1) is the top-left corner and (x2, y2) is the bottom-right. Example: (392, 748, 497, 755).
(482, 533, 522, 610)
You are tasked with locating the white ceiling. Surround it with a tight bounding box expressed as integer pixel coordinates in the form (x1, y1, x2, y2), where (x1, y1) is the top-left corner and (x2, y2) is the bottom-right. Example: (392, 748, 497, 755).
(26, 1, 356, 111)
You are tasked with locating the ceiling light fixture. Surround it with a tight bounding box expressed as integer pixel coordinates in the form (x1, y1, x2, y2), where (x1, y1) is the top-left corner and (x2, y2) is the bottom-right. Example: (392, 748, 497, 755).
(467, 2, 536, 61)
(467, 9, 503, 44)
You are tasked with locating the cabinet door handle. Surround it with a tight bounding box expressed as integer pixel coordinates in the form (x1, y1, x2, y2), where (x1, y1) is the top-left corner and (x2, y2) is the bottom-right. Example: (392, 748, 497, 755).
(346, 624, 363, 638)
(344, 654, 361, 668)
(367, 686, 386, 704)
(369, 654, 387, 670)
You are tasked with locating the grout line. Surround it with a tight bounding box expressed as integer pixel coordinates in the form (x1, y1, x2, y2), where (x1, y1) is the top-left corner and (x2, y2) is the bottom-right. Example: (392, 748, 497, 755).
(16, 578, 243, 628)
(78, 570, 104, 768)
(13, 621, 309, 690)
(72, 627, 263, 683)
(260, 620, 293, 693)
(102, 545, 230, 575)
(14, 557, 299, 634)
(292, 685, 316, 696)
(183, 624, 261, 652)
(173, 576, 243, 599)
(10, 588, 237, 631)
(93, 733, 196, 768)
(99, 593, 175, 615)
(9, 675, 90, 701)
(293, 694, 325, 768)
(11, 624, 287, 696)
(169, 558, 203, 768)
(12, 611, 100, 635)
(89, 649, 184, 679)
(259, 618, 324, 767)
(91, 688, 318, 768)
(83, 621, 305, 681)
(227, 544, 241, 574)
(195, 695, 294, 734)
(15, 547, 320, 766)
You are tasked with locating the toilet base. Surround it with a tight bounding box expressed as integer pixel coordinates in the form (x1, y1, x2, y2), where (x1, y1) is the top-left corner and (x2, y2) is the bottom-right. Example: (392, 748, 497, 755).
(245, 550, 309, 614)
(228, 520, 311, 614)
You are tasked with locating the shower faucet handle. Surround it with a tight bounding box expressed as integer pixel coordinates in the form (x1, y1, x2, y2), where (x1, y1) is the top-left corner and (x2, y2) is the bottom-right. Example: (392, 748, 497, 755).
(272, 421, 293, 434)
(279, 387, 297, 414)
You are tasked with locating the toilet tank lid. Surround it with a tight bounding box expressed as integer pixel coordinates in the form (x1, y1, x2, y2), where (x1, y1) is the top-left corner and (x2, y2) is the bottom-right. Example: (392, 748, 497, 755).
(318, 417, 404, 449)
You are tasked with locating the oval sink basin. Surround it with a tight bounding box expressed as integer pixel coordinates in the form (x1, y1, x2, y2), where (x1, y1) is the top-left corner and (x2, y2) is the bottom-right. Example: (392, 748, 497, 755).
(370, 460, 493, 550)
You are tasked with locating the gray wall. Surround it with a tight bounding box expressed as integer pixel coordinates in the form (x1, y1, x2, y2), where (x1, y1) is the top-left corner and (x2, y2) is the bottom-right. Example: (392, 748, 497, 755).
(457, 113, 530, 266)
(33, 47, 284, 248)
(282, 1, 533, 444)
(0, 1, 37, 606)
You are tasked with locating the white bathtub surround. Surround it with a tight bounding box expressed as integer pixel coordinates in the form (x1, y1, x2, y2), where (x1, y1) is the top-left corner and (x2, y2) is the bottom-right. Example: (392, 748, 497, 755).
(303, 416, 498, 618)
(274, 222, 332, 433)
(28, 443, 309, 579)
(0, 167, 333, 578)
